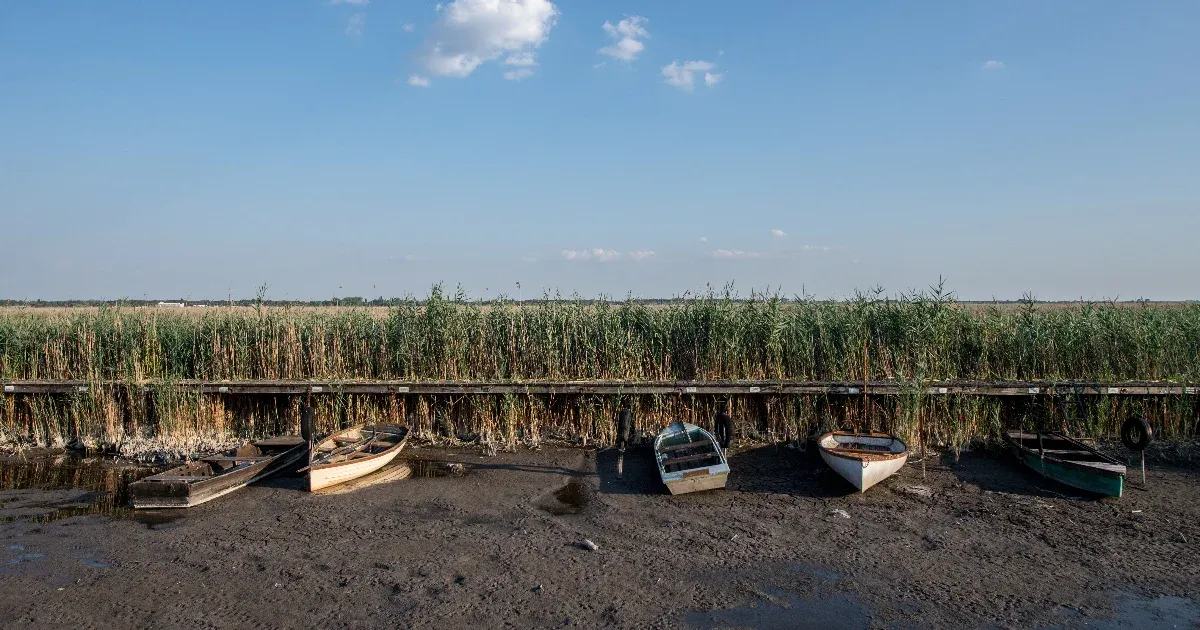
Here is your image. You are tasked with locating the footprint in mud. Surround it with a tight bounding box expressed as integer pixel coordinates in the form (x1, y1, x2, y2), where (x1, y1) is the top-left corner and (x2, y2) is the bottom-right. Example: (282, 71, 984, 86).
(538, 478, 590, 516)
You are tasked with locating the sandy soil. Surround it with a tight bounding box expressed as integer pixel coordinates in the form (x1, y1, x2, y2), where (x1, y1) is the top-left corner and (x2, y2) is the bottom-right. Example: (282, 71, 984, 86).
(1, 444, 1198, 629)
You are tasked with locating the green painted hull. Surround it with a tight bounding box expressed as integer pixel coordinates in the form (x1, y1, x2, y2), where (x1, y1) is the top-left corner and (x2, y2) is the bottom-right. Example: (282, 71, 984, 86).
(1013, 447, 1124, 498)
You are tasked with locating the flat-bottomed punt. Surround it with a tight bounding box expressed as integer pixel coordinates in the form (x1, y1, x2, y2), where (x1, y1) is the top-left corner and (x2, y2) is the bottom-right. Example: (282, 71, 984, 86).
(1005, 430, 1125, 498)
(129, 436, 307, 509)
(818, 431, 908, 492)
(308, 424, 409, 491)
(654, 421, 729, 495)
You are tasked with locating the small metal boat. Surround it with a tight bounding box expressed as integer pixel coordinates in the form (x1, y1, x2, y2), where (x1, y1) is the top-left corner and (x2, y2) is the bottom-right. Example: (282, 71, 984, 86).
(1005, 430, 1125, 497)
(129, 436, 307, 509)
(654, 421, 729, 495)
(817, 431, 908, 492)
(308, 424, 409, 491)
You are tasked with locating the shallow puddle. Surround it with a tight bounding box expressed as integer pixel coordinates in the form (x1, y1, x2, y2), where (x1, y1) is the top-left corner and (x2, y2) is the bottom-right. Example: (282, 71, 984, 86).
(686, 587, 872, 630)
(539, 478, 589, 515)
(0, 455, 161, 523)
(405, 459, 469, 479)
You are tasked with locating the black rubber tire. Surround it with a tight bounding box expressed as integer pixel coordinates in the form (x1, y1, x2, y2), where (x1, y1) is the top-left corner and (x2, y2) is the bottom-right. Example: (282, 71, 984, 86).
(1121, 416, 1153, 451)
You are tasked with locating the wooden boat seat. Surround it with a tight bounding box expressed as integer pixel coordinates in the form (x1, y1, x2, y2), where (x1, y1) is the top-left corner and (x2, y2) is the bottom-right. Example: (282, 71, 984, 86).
(659, 441, 713, 453)
(332, 437, 362, 445)
(665, 452, 722, 466)
(827, 447, 899, 457)
(147, 475, 211, 482)
(201, 456, 271, 463)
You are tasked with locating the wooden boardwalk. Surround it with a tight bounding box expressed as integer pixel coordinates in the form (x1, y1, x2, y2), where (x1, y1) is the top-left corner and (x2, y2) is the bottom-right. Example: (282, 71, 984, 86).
(2, 379, 1196, 397)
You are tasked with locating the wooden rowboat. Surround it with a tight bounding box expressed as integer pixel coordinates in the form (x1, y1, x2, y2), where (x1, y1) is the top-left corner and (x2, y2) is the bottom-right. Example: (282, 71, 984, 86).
(654, 421, 729, 495)
(129, 436, 307, 509)
(308, 424, 409, 491)
(1005, 430, 1125, 498)
(817, 431, 908, 493)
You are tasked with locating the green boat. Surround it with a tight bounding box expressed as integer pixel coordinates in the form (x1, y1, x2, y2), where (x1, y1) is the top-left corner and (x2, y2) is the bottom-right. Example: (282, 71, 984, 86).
(1005, 430, 1125, 498)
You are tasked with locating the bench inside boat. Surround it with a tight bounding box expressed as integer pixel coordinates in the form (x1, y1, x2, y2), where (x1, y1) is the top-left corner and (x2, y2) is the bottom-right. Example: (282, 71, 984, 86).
(658, 430, 723, 473)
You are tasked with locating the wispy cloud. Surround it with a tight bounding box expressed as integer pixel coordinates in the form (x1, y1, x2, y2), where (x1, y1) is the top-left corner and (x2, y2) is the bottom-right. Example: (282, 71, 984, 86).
(982, 60, 1005, 70)
(771, 228, 787, 238)
(712, 249, 767, 259)
(561, 248, 654, 262)
(412, 0, 558, 84)
(346, 12, 366, 37)
(598, 16, 648, 62)
(329, 0, 369, 5)
(662, 60, 721, 92)
(503, 68, 535, 81)
(408, 74, 431, 87)
(712, 246, 829, 259)
(402, 23, 415, 33)
(699, 236, 708, 243)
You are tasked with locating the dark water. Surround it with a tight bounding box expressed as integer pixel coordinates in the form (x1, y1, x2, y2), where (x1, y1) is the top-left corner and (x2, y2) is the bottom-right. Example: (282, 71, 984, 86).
(539, 478, 589, 515)
(687, 587, 872, 630)
(0, 454, 162, 523)
(404, 458, 470, 479)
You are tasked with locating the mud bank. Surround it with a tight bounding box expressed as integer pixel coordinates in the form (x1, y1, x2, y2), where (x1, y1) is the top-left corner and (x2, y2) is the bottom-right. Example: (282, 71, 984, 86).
(1, 445, 1198, 629)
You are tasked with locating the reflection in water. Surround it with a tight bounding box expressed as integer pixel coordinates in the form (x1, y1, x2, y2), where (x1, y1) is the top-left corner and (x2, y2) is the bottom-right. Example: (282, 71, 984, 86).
(0, 455, 161, 523)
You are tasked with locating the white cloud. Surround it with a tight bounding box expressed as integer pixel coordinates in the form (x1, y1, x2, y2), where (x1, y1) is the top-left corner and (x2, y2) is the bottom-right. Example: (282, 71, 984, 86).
(662, 60, 720, 92)
(704, 72, 723, 87)
(598, 16, 648, 62)
(414, 0, 558, 81)
(408, 74, 431, 87)
(503, 67, 535, 81)
(699, 236, 708, 243)
(982, 60, 1005, 70)
(560, 248, 654, 262)
(346, 13, 366, 37)
(402, 23, 415, 33)
(771, 229, 787, 237)
(329, 0, 369, 5)
(712, 249, 767, 259)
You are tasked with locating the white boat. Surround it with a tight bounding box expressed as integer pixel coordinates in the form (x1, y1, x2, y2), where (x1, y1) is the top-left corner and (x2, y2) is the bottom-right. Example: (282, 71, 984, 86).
(654, 421, 729, 495)
(308, 424, 409, 492)
(817, 431, 908, 492)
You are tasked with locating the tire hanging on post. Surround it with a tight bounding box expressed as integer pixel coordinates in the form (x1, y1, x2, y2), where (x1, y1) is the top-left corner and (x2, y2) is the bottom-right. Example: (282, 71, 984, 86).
(1121, 415, 1153, 486)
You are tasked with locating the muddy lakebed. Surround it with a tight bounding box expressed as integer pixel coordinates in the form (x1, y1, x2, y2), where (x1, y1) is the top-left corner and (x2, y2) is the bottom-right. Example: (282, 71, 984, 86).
(1, 444, 1198, 629)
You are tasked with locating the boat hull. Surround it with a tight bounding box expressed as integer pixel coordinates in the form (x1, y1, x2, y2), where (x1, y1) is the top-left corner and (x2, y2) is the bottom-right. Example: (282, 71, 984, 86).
(308, 425, 410, 492)
(816, 431, 908, 493)
(664, 470, 729, 495)
(1009, 439, 1124, 498)
(308, 446, 404, 491)
(654, 421, 730, 495)
(130, 439, 307, 509)
(819, 449, 907, 493)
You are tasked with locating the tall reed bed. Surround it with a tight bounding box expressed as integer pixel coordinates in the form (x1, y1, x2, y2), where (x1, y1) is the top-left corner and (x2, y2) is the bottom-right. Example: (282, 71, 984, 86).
(2, 286, 1199, 382)
(3, 389, 1194, 456)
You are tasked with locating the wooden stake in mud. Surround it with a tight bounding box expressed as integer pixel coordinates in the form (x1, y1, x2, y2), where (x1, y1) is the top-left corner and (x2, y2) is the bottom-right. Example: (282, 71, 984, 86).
(617, 406, 632, 479)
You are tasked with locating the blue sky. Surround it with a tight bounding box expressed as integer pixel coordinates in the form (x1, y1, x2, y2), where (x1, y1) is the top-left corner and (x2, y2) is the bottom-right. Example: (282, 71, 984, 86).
(2, 1, 1198, 301)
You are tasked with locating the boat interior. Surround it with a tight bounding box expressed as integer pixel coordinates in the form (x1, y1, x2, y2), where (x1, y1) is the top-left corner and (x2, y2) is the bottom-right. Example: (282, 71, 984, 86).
(147, 439, 303, 481)
(313, 425, 407, 464)
(821, 432, 906, 458)
(658, 428, 723, 474)
(1007, 431, 1121, 468)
